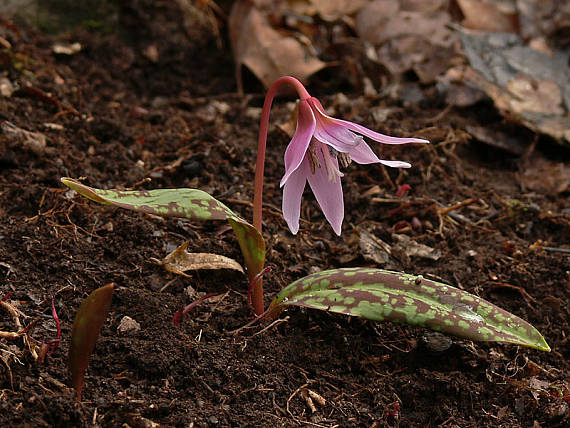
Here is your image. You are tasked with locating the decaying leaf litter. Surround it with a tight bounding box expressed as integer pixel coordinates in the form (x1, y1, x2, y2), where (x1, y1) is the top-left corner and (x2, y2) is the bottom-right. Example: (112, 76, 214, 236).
(1, 0, 569, 426)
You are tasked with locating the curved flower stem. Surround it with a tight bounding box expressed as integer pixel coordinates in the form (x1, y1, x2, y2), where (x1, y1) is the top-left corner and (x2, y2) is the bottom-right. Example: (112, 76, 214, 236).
(253, 76, 310, 231)
(251, 76, 310, 316)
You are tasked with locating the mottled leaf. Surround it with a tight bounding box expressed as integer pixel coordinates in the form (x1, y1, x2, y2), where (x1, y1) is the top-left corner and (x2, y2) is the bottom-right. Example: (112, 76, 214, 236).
(61, 178, 265, 283)
(270, 268, 550, 351)
(68, 283, 114, 401)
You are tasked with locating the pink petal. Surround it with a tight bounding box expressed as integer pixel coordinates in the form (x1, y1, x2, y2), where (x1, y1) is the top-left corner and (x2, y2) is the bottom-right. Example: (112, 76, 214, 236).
(379, 160, 411, 168)
(309, 97, 429, 145)
(282, 160, 309, 235)
(348, 137, 381, 164)
(306, 150, 344, 236)
(349, 137, 411, 168)
(280, 100, 316, 188)
(313, 119, 360, 153)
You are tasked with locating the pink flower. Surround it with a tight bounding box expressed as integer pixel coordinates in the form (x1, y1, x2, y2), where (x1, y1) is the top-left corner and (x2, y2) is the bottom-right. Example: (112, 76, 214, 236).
(281, 97, 428, 235)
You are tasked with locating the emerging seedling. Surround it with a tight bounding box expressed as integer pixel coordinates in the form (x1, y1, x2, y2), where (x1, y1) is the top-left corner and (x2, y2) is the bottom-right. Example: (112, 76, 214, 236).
(68, 283, 114, 401)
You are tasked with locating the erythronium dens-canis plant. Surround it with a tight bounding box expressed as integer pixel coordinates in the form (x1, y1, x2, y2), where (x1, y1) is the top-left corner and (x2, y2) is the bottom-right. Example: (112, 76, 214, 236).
(61, 76, 549, 355)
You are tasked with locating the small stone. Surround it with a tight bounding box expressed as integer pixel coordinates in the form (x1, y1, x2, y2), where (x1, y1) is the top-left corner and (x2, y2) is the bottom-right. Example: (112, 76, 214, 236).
(117, 316, 141, 335)
(185, 285, 197, 299)
(208, 416, 218, 425)
(466, 250, 478, 258)
(0, 77, 15, 97)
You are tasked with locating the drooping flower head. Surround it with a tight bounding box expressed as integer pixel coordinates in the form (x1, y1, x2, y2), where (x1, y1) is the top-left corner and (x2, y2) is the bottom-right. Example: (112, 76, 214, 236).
(281, 96, 428, 235)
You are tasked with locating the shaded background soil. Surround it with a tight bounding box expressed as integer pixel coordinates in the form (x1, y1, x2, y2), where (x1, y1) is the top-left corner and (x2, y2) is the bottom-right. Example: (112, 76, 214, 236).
(1, 1, 569, 427)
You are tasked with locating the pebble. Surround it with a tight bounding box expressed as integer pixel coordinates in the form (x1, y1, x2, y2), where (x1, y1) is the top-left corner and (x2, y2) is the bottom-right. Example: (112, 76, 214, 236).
(466, 249, 478, 258)
(117, 316, 141, 335)
(421, 331, 453, 352)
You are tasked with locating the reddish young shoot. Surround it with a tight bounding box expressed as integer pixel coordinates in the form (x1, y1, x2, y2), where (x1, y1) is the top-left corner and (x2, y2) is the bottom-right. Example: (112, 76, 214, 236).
(173, 292, 218, 326)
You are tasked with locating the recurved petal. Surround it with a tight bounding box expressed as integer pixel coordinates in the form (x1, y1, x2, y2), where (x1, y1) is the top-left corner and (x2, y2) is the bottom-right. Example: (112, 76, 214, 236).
(348, 137, 381, 164)
(280, 100, 316, 188)
(282, 160, 309, 235)
(349, 137, 411, 168)
(309, 97, 429, 145)
(306, 150, 344, 236)
(313, 120, 361, 153)
(379, 160, 411, 168)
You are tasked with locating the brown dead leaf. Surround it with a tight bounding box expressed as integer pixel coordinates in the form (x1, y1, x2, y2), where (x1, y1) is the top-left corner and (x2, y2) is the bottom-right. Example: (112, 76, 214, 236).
(289, 0, 370, 22)
(529, 377, 551, 400)
(465, 125, 527, 155)
(392, 234, 442, 261)
(157, 241, 244, 276)
(454, 0, 519, 33)
(506, 76, 564, 115)
(354, 0, 458, 82)
(1, 121, 47, 154)
(356, 0, 454, 47)
(358, 228, 391, 266)
(229, 0, 326, 91)
(445, 64, 570, 145)
(456, 31, 570, 145)
(520, 157, 570, 195)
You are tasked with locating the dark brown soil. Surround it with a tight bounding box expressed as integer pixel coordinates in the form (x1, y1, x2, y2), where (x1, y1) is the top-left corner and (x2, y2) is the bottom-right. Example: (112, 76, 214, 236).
(1, 2, 569, 427)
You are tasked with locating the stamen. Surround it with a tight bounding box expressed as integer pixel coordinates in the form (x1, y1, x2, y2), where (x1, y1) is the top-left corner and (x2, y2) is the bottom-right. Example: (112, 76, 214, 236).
(307, 141, 321, 174)
(338, 152, 352, 169)
(319, 143, 344, 183)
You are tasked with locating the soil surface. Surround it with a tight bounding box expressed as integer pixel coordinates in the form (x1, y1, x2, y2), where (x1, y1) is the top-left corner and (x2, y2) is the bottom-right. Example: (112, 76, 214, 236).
(1, 2, 569, 427)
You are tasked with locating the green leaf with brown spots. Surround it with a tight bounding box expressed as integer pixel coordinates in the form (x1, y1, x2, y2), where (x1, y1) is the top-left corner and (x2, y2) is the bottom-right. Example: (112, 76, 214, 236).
(68, 283, 114, 401)
(269, 268, 550, 351)
(61, 178, 265, 283)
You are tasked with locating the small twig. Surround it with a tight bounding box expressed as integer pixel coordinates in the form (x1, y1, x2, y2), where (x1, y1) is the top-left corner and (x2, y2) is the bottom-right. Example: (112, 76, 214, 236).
(0, 300, 23, 330)
(159, 276, 181, 292)
(126, 177, 152, 190)
(437, 198, 478, 216)
(380, 164, 396, 190)
(541, 246, 570, 255)
(425, 104, 453, 123)
(201, 290, 230, 322)
(251, 316, 289, 338)
(230, 306, 275, 336)
(488, 281, 537, 307)
(287, 382, 310, 417)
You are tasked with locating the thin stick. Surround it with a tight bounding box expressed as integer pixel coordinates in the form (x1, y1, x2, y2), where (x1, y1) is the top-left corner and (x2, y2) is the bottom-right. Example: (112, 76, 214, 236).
(437, 198, 478, 216)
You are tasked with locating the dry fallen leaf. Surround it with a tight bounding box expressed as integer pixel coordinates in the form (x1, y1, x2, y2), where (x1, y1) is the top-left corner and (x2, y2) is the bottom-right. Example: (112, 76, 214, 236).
(1, 121, 47, 154)
(392, 234, 442, 261)
(354, 0, 458, 82)
(157, 241, 244, 276)
(358, 228, 391, 266)
(454, 0, 519, 33)
(229, 0, 326, 91)
(289, 0, 369, 22)
(455, 31, 570, 145)
(520, 157, 570, 195)
(465, 125, 528, 155)
(528, 377, 551, 400)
